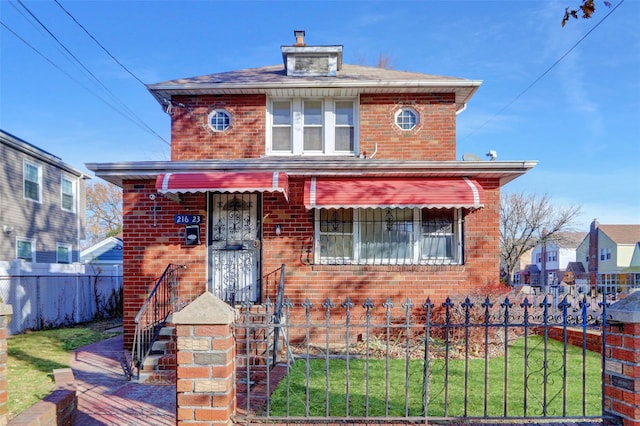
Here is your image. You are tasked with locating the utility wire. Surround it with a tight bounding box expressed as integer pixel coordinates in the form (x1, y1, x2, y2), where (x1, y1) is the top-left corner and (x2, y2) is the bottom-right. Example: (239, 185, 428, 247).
(0, 21, 155, 133)
(462, 0, 624, 141)
(53, 0, 147, 88)
(10, 0, 170, 146)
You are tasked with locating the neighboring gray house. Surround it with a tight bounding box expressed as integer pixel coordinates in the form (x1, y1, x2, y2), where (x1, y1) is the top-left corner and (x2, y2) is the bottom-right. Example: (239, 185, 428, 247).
(0, 130, 88, 264)
(80, 236, 123, 265)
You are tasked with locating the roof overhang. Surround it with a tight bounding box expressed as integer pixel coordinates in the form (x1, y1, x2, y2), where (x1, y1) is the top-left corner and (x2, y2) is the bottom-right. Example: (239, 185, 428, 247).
(86, 158, 537, 188)
(146, 64, 482, 113)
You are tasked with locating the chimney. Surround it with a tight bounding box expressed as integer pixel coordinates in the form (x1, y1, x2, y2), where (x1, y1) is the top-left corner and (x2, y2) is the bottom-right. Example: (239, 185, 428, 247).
(294, 30, 306, 46)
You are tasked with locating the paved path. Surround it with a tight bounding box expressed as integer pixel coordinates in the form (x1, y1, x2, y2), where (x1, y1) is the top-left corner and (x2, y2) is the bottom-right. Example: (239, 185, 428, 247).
(70, 334, 175, 425)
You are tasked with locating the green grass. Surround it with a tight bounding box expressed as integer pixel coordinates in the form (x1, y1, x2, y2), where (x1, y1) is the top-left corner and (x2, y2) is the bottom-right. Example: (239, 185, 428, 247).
(8, 325, 119, 418)
(270, 335, 602, 418)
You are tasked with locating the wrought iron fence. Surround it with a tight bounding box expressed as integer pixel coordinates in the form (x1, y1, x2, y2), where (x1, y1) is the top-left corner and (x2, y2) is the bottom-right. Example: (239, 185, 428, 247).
(234, 291, 612, 424)
(130, 263, 185, 380)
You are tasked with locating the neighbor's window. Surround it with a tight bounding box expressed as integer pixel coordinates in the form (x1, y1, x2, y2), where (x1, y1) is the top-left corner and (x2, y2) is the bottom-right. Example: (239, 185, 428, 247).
(57, 243, 72, 264)
(315, 207, 461, 265)
(17, 238, 35, 262)
(269, 98, 357, 155)
(600, 248, 611, 261)
(24, 161, 42, 202)
(395, 108, 418, 130)
(61, 176, 76, 212)
(547, 251, 557, 262)
(208, 109, 231, 132)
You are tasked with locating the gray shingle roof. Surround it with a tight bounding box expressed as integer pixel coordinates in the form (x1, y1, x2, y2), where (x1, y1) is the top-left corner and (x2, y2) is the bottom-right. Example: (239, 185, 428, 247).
(147, 64, 482, 110)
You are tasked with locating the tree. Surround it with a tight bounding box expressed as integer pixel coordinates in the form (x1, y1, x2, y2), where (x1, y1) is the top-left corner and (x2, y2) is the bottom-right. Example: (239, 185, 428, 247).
(562, 0, 612, 26)
(85, 181, 123, 247)
(500, 192, 581, 285)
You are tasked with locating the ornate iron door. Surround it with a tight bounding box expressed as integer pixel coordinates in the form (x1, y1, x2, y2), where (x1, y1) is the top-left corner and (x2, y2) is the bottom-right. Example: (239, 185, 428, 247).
(209, 194, 260, 303)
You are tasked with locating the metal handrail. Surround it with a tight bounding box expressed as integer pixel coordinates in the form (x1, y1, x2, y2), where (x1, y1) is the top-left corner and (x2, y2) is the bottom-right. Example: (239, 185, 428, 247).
(130, 263, 185, 380)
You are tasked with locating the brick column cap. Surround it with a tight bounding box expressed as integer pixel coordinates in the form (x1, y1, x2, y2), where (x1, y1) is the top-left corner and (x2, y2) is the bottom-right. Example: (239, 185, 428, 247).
(608, 289, 640, 324)
(0, 304, 12, 316)
(172, 291, 236, 325)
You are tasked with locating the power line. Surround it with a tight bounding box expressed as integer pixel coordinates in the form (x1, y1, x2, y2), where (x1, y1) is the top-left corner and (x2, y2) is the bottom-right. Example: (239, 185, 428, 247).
(7, 0, 170, 146)
(53, 0, 147, 88)
(0, 21, 151, 130)
(462, 0, 624, 141)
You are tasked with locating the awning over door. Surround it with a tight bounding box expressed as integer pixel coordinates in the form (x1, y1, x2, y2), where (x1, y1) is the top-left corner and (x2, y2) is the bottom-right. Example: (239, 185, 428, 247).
(304, 177, 484, 209)
(156, 171, 289, 201)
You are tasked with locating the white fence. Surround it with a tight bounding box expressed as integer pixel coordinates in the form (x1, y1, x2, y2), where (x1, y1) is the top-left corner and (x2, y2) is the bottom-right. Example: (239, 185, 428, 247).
(0, 261, 122, 335)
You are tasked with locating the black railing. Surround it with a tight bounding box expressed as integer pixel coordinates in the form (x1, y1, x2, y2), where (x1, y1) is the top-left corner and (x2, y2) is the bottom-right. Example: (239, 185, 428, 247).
(235, 291, 614, 424)
(130, 263, 185, 380)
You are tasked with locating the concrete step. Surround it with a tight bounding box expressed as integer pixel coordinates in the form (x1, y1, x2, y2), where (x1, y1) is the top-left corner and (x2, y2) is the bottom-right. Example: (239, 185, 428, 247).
(137, 370, 176, 385)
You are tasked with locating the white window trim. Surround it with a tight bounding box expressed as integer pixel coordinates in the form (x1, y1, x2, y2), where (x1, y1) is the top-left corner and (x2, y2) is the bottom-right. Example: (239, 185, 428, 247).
(314, 207, 462, 265)
(16, 237, 36, 262)
(61, 176, 77, 213)
(23, 160, 42, 203)
(56, 242, 73, 264)
(207, 109, 232, 132)
(266, 96, 359, 156)
(395, 107, 419, 131)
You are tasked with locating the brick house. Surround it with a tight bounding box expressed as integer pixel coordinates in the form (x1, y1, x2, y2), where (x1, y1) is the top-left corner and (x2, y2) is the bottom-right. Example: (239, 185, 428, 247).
(87, 31, 535, 347)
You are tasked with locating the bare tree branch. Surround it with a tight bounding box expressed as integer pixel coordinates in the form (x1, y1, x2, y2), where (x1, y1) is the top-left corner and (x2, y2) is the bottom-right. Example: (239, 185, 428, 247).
(500, 192, 582, 285)
(85, 181, 123, 247)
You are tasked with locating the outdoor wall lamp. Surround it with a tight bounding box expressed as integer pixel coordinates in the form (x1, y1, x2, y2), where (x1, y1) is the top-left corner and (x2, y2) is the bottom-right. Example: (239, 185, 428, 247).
(275, 224, 282, 236)
(3, 225, 13, 234)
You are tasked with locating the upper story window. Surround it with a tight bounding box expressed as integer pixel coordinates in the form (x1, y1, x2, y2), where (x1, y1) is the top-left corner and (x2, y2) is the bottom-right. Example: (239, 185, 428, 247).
(395, 108, 419, 130)
(17, 237, 35, 262)
(24, 161, 42, 202)
(600, 248, 611, 261)
(208, 109, 231, 132)
(61, 176, 76, 212)
(268, 98, 357, 155)
(314, 207, 462, 265)
(547, 251, 557, 262)
(57, 243, 72, 264)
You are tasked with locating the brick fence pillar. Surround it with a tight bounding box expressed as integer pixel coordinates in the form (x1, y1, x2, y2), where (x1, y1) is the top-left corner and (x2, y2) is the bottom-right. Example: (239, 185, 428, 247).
(172, 292, 236, 425)
(604, 291, 640, 426)
(0, 303, 12, 426)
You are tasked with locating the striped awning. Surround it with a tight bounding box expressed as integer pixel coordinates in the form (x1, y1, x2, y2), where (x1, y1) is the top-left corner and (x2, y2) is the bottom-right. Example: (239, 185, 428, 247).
(156, 171, 289, 201)
(304, 177, 483, 209)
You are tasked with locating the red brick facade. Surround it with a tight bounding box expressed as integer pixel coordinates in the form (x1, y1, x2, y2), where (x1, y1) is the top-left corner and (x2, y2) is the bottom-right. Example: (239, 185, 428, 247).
(121, 173, 502, 347)
(359, 93, 457, 160)
(170, 95, 267, 161)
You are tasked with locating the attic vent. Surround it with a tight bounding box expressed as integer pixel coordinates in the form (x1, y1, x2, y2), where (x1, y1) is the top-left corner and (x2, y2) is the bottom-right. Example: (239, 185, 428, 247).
(294, 56, 329, 72)
(281, 30, 343, 77)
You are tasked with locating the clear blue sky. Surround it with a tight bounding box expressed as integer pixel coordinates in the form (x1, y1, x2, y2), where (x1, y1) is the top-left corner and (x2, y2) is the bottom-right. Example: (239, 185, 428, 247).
(1, 0, 638, 228)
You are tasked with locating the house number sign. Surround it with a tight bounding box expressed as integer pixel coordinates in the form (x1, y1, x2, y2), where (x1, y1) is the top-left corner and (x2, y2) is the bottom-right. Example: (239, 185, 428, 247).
(174, 214, 203, 225)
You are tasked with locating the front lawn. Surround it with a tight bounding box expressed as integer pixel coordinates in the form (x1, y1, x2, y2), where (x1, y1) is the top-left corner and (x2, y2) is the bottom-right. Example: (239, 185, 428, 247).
(7, 323, 120, 418)
(270, 335, 601, 418)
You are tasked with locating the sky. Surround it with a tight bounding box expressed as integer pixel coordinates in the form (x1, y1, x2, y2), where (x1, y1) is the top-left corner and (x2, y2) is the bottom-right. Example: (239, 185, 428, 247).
(1, 0, 639, 229)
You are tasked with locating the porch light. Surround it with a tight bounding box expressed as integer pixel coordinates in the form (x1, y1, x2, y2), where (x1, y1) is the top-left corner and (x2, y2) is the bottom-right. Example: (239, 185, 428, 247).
(275, 224, 282, 236)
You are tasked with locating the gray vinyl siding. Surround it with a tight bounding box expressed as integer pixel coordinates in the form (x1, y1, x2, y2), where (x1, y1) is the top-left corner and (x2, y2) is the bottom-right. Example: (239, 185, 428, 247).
(0, 131, 87, 263)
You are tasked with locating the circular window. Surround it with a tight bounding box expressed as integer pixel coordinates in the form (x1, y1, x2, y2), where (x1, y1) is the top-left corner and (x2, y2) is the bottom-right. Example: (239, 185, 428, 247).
(208, 109, 231, 132)
(395, 108, 419, 130)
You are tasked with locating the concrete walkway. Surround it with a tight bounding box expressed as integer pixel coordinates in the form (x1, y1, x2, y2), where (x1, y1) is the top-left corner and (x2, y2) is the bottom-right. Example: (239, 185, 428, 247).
(70, 334, 175, 425)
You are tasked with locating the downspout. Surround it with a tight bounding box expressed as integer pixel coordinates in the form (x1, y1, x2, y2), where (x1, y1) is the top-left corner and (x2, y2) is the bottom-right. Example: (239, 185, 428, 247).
(456, 103, 468, 115)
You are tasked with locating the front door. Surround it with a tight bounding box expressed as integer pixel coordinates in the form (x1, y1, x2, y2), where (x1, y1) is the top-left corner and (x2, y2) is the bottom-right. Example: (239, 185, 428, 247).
(209, 193, 261, 304)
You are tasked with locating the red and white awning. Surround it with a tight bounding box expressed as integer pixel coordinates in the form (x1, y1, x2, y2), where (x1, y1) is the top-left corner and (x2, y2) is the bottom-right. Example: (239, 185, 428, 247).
(156, 171, 289, 201)
(304, 177, 483, 209)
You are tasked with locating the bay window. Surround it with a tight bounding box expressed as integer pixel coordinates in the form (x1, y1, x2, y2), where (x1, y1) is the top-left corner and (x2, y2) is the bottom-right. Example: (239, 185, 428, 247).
(315, 207, 462, 265)
(268, 97, 357, 155)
